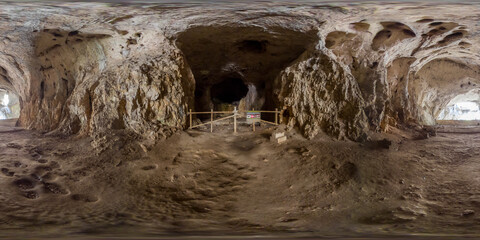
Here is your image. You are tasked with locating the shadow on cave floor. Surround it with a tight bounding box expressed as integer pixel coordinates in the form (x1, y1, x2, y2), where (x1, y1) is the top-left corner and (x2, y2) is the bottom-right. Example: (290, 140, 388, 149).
(0, 118, 21, 133)
(1, 124, 480, 239)
(435, 122, 480, 133)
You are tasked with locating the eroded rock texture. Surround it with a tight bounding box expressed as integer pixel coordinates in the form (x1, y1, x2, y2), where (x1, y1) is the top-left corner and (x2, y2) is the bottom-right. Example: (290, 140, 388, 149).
(275, 51, 368, 141)
(0, 2, 479, 141)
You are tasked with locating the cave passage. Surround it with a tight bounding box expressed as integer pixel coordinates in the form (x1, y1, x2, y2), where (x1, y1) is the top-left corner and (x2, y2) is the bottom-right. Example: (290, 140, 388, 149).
(436, 90, 480, 124)
(210, 77, 249, 104)
(176, 26, 318, 115)
(438, 101, 480, 121)
(0, 90, 20, 120)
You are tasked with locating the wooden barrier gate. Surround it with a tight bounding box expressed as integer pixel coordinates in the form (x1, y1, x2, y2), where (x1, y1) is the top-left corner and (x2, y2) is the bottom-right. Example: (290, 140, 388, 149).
(188, 107, 282, 133)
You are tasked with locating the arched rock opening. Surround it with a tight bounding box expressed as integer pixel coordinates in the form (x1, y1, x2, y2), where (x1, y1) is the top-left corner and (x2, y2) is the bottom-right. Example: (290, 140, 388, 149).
(176, 26, 318, 116)
(210, 77, 248, 105)
(436, 89, 480, 123)
(409, 58, 480, 125)
(0, 89, 20, 119)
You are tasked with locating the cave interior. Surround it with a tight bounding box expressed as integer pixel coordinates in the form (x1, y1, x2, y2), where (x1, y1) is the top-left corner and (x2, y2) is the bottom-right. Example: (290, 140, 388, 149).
(2, 1, 480, 239)
(176, 26, 318, 118)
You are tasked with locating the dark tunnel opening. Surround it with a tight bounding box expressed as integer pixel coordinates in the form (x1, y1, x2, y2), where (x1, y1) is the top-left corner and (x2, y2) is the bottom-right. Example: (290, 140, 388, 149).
(211, 77, 249, 104)
(237, 40, 268, 53)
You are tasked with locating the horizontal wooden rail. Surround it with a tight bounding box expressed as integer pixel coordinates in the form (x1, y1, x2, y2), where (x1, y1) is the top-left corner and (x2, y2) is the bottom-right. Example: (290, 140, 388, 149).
(190, 113, 239, 129)
(259, 119, 277, 126)
(188, 108, 282, 132)
(189, 111, 234, 114)
(250, 110, 278, 113)
(188, 110, 281, 115)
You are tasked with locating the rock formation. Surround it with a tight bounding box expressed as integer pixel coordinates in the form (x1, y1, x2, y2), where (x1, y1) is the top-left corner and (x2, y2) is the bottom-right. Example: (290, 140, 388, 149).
(0, 2, 479, 141)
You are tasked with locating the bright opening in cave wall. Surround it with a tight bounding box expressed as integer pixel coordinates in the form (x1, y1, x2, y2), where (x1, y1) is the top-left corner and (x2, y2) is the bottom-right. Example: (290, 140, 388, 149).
(0, 90, 20, 120)
(2, 94, 8, 106)
(439, 101, 480, 120)
(437, 90, 480, 122)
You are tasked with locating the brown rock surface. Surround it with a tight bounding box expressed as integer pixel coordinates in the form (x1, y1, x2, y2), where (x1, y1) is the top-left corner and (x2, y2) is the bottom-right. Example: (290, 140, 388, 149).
(1, 2, 480, 238)
(0, 2, 478, 140)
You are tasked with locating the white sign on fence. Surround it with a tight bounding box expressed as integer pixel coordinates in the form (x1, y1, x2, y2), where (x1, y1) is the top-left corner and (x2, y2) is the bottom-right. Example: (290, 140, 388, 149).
(246, 112, 261, 123)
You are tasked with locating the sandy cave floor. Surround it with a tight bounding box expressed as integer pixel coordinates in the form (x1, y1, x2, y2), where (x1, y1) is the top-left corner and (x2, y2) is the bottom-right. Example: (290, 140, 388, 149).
(1, 119, 480, 238)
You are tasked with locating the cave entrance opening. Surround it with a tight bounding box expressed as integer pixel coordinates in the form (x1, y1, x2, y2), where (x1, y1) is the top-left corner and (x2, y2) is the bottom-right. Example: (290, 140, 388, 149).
(210, 77, 249, 109)
(0, 89, 20, 120)
(436, 90, 480, 125)
(176, 26, 318, 121)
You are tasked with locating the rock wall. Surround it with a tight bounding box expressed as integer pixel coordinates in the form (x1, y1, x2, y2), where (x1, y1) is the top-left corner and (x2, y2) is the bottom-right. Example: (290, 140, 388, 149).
(17, 28, 195, 141)
(0, 2, 479, 141)
(274, 51, 369, 141)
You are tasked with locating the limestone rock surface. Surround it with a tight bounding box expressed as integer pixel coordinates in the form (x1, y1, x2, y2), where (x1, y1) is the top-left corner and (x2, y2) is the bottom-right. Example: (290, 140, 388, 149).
(0, 2, 478, 141)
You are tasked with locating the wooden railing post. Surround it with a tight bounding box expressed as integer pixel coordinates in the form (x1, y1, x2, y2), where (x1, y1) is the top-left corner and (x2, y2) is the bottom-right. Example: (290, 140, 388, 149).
(210, 109, 213, 133)
(280, 109, 284, 124)
(189, 109, 192, 129)
(252, 108, 255, 132)
(275, 108, 278, 125)
(234, 107, 237, 133)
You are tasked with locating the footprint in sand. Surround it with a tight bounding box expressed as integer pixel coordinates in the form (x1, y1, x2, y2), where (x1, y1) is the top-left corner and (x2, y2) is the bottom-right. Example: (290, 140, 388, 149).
(142, 164, 158, 171)
(1, 168, 14, 177)
(34, 161, 60, 172)
(71, 193, 99, 203)
(30, 173, 42, 181)
(31, 166, 57, 182)
(38, 159, 48, 164)
(6, 143, 22, 149)
(23, 191, 39, 199)
(13, 178, 36, 190)
(43, 182, 69, 195)
(41, 172, 57, 181)
(48, 161, 60, 169)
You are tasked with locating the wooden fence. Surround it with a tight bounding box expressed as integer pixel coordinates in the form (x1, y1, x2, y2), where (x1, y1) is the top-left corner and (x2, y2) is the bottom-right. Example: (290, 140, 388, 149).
(188, 107, 282, 133)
